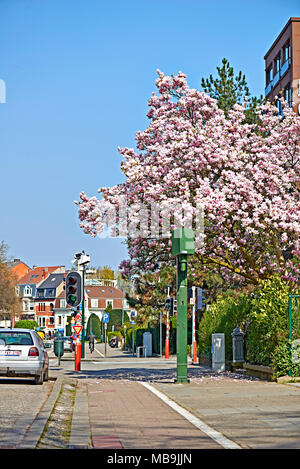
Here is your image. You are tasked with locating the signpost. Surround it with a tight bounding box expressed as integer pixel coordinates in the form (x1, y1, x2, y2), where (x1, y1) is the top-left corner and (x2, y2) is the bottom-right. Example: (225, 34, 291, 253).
(171, 228, 194, 383)
(130, 311, 136, 356)
(72, 324, 83, 371)
(165, 286, 171, 359)
(191, 286, 197, 365)
(102, 313, 109, 357)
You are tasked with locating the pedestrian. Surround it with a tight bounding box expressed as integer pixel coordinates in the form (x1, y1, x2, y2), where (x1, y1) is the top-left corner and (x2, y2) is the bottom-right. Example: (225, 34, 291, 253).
(88, 331, 95, 353)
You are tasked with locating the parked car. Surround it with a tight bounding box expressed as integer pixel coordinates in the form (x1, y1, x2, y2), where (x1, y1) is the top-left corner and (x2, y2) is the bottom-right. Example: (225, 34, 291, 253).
(0, 328, 49, 385)
(63, 336, 73, 353)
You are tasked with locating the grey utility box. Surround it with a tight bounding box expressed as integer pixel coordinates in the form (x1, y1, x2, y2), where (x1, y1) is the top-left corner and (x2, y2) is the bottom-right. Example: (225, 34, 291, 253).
(211, 333, 225, 372)
(143, 332, 152, 357)
(231, 327, 244, 363)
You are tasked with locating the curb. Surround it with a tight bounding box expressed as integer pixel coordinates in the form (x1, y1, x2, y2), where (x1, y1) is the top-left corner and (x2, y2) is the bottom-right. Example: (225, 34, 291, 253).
(69, 380, 92, 449)
(17, 372, 64, 449)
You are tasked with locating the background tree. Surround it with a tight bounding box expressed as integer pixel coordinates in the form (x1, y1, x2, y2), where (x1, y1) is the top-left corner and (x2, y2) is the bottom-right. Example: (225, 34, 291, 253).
(77, 70, 300, 288)
(201, 57, 263, 123)
(0, 241, 21, 324)
(89, 265, 115, 280)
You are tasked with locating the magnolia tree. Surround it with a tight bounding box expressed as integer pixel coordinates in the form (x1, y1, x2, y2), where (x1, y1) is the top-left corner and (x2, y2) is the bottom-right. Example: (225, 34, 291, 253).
(76, 70, 300, 286)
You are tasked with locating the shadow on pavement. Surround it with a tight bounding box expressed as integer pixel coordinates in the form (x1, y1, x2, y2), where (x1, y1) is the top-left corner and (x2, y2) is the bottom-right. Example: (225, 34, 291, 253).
(62, 366, 255, 383)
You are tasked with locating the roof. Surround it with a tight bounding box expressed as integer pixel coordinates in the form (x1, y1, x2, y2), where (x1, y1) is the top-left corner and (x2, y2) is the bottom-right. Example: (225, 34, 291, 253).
(84, 285, 123, 298)
(18, 266, 62, 285)
(9, 260, 32, 280)
(10, 259, 31, 269)
(264, 17, 300, 59)
(37, 273, 66, 289)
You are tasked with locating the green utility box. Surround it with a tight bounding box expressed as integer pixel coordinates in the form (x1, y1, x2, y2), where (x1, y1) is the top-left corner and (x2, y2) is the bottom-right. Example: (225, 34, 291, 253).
(171, 228, 195, 256)
(54, 338, 64, 358)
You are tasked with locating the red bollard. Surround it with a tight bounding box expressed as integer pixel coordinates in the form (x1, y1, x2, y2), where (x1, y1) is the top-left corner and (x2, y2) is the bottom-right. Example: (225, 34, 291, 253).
(165, 339, 169, 359)
(75, 340, 81, 371)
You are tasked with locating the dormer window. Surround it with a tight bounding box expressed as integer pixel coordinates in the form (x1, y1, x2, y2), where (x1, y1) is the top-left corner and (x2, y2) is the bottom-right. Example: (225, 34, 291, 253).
(24, 285, 32, 296)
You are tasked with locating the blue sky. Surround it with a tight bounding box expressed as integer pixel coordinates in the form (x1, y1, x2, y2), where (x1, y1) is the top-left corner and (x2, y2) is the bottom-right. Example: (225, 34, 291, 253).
(0, 0, 299, 271)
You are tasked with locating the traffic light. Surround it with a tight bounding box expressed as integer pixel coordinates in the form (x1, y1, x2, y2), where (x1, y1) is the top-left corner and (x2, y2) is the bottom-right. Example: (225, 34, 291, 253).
(165, 297, 175, 314)
(165, 297, 172, 311)
(188, 287, 206, 311)
(65, 272, 82, 307)
(196, 288, 206, 310)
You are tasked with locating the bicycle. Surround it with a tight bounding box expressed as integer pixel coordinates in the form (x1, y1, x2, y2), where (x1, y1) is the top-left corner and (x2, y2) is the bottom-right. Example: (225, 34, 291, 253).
(89, 342, 94, 353)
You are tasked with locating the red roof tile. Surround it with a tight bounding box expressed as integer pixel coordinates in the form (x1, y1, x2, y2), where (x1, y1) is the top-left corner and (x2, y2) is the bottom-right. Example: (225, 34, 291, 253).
(18, 266, 61, 285)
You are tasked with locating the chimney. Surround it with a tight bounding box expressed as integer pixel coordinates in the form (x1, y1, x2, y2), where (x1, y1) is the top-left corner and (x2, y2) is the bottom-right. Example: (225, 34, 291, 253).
(43, 267, 48, 278)
(14, 259, 20, 263)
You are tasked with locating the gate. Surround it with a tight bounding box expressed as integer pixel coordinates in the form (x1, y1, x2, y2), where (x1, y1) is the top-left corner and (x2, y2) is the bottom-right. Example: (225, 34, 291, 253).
(288, 294, 300, 377)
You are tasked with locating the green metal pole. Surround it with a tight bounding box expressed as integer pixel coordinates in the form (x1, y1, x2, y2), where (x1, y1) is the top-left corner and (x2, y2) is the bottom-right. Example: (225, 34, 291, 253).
(176, 254, 188, 383)
(288, 293, 293, 377)
(81, 267, 85, 358)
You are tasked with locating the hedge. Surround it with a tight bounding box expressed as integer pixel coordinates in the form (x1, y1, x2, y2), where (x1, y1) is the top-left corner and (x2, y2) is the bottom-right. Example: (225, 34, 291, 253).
(197, 277, 300, 377)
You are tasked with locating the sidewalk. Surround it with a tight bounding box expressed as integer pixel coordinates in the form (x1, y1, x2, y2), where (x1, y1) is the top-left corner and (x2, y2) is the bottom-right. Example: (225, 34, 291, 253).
(61, 344, 300, 450)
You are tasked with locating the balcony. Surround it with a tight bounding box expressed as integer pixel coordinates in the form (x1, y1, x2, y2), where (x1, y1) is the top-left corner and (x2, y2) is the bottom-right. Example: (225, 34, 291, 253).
(280, 57, 291, 77)
(265, 81, 272, 97)
(265, 57, 291, 97)
(273, 70, 280, 87)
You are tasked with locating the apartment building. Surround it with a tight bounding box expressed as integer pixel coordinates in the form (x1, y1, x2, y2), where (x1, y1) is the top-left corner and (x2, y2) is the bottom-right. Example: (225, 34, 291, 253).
(264, 17, 300, 114)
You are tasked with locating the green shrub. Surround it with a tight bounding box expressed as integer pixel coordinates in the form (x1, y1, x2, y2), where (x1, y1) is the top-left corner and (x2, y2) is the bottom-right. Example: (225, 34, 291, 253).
(271, 341, 300, 378)
(14, 320, 38, 330)
(197, 292, 251, 360)
(197, 277, 299, 377)
(107, 331, 122, 342)
(246, 277, 290, 367)
(86, 313, 101, 340)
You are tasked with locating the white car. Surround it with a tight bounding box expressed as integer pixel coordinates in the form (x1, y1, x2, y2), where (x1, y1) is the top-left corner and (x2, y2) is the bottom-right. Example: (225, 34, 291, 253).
(0, 328, 49, 385)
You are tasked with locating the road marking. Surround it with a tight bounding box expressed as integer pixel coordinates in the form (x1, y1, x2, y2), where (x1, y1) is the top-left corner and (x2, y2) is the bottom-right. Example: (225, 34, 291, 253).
(94, 348, 105, 358)
(141, 382, 241, 450)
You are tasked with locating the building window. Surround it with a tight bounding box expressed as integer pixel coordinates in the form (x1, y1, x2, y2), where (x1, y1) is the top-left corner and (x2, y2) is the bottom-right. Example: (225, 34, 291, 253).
(91, 299, 98, 308)
(58, 316, 62, 326)
(266, 66, 273, 84)
(38, 303, 45, 312)
(106, 300, 113, 308)
(276, 99, 283, 116)
(24, 285, 32, 296)
(48, 289, 55, 297)
(23, 301, 28, 311)
(49, 316, 54, 325)
(60, 299, 66, 308)
(50, 303, 54, 312)
(283, 41, 291, 63)
(275, 54, 281, 73)
(29, 300, 34, 311)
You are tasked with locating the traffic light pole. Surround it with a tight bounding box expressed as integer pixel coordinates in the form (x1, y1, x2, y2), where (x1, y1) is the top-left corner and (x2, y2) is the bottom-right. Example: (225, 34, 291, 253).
(176, 254, 188, 383)
(81, 265, 85, 359)
(165, 286, 171, 359)
(192, 286, 197, 365)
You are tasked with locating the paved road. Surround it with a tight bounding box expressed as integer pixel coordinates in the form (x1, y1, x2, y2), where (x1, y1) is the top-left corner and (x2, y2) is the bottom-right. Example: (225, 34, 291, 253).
(0, 376, 57, 449)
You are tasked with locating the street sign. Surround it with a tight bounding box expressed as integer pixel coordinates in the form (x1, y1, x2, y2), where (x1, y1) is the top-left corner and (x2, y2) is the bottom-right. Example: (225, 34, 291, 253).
(73, 324, 83, 335)
(102, 313, 109, 323)
(75, 314, 81, 322)
(130, 321, 136, 325)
